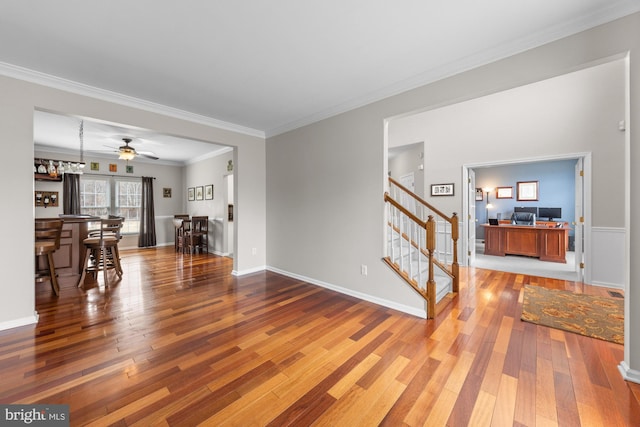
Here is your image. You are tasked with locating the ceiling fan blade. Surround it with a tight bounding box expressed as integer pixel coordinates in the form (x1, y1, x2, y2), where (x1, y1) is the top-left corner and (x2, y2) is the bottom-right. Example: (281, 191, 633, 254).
(139, 153, 159, 160)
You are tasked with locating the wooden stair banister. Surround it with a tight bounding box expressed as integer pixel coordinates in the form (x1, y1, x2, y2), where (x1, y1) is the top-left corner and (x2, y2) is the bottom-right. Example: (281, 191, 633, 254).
(384, 177, 459, 318)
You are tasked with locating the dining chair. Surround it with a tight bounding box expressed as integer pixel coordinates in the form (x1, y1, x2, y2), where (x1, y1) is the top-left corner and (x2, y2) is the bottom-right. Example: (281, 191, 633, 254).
(189, 216, 209, 254)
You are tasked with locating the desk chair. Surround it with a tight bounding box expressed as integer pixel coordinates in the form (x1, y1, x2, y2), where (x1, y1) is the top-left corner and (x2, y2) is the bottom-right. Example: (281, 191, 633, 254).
(511, 212, 536, 225)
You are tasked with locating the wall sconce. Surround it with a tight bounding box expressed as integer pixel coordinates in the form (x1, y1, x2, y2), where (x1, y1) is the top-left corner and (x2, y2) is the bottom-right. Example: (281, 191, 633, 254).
(50, 194, 57, 206)
(43, 196, 50, 208)
(35, 193, 43, 204)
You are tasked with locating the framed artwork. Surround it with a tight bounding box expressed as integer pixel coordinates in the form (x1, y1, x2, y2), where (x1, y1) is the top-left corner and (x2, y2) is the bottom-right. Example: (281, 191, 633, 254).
(163, 188, 172, 198)
(90, 162, 99, 171)
(496, 186, 513, 199)
(126, 165, 134, 174)
(431, 183, 454, 196)
(205, 184, 214, 200)
(109, 164, 117, 173)
(196, 186, 204, 201)
(188, 187, 195, 201)
(517, 181, 539, 201)
(475, 188, 483, 201)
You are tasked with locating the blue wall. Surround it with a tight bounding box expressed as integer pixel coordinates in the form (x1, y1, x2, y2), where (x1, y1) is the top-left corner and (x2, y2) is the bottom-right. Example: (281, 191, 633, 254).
(475, 159, 577, 239)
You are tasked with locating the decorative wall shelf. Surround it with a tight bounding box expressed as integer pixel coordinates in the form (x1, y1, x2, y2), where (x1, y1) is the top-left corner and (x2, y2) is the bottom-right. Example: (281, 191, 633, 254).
(35, 191, 59, 208)
(34, 157, 85, 181)
(34, 173, 62, 182)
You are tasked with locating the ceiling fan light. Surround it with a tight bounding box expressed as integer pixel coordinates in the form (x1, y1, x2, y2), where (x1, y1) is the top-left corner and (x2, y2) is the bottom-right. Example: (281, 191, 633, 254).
(119, 148, 136, 160)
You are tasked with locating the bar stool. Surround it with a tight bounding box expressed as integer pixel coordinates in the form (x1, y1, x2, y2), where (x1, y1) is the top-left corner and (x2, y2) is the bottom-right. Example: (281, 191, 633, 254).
(35, 219, 63, 296)
(78, 218, 123, 288)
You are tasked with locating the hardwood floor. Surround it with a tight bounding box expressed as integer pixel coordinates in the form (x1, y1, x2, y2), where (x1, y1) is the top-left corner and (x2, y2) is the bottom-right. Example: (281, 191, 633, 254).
(2, 247, 639, 426)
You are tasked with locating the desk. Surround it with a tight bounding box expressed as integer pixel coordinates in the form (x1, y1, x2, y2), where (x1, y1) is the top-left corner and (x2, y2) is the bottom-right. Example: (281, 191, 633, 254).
(482, 224, 568, 263)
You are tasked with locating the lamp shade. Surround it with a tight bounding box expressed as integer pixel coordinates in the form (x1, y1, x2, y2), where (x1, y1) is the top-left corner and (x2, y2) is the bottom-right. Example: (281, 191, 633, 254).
(118, 148, 136, 160)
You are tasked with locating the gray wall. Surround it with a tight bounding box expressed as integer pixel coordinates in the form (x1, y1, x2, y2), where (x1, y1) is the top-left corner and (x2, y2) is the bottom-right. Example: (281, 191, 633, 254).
(266, 14, 639, 376)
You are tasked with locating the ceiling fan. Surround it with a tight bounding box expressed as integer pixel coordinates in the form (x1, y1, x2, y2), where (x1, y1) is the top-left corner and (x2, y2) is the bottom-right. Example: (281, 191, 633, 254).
(116, 138, 158, 160)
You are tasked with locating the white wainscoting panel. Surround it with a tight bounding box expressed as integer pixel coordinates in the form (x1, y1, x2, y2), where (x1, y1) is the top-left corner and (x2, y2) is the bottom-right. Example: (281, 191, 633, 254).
(590, 227, 625, 289)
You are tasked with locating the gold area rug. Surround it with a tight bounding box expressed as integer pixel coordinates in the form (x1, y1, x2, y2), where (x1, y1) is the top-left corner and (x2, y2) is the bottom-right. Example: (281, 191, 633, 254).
(521, 285, 624, 345)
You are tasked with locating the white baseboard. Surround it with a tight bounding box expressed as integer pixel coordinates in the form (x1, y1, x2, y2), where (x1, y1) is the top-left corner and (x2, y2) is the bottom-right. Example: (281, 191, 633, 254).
(618, 361, 640, 384)
(0, 312, 38, 332)
(232, 265, 267, 276)
(266, 266, 427, 319)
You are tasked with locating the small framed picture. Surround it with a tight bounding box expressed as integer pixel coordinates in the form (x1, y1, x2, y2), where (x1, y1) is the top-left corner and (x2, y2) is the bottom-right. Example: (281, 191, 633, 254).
(205, 184, 214, 200)
(90, 162, 99, 171)
(475, 188, 483, 201)
(109, 164, 117, 173)
(431, 183, 454, 196)
(188, 187, 195, 201)
(496, 186, 513, 199)
(196, 186, 204, 201)
(517, 181, 539, 201)
(126, 165, 134, 174)
(163, 188, 172, 198)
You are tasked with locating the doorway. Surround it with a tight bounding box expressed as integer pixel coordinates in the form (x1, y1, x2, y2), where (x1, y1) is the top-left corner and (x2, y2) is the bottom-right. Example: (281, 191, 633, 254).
(462, 153, 590, 282)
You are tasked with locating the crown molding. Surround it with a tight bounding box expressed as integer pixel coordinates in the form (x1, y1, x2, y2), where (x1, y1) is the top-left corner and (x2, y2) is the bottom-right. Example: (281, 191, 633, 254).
(0, 62, 265, 139)
(265, 3, 640, 138)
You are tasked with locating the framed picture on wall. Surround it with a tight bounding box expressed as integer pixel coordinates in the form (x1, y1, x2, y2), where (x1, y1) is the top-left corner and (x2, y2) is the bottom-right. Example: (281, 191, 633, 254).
(188, 187, 195, 201)
(475, 188, 483, 201)
(431, 183, 454, 196)
(517, 181, 539, 201)
(496, 186, 513, 199)
(196, 186, 204, 200)
(205, 184, 214, 200)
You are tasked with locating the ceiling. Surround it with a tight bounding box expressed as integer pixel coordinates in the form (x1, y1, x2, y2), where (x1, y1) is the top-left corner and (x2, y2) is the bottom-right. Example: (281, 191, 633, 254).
(3, 1, 639, 162)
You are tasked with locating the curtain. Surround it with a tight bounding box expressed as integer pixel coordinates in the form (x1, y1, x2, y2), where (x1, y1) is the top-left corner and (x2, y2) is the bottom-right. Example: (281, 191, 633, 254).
(138, 176, 157, 247)
(63, 173, 81, 215)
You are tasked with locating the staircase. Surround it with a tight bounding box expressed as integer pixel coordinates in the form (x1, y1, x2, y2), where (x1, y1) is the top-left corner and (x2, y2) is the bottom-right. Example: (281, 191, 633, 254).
(383, 177, 459, 318)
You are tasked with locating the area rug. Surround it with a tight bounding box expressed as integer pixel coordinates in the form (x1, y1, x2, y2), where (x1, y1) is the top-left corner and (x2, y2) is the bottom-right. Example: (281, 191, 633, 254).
(521, 285, 624, 344)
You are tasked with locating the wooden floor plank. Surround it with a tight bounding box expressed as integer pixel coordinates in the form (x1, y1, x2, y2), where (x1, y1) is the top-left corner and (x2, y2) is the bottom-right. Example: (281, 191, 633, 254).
(0, 247, 637, 426)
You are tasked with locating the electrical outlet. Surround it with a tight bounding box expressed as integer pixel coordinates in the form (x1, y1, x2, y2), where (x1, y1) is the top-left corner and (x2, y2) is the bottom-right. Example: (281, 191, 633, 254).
(361, 264, 367, 276)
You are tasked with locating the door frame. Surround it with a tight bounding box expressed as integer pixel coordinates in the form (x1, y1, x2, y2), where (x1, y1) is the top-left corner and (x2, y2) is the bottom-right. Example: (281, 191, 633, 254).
(461, 152, 592, 283)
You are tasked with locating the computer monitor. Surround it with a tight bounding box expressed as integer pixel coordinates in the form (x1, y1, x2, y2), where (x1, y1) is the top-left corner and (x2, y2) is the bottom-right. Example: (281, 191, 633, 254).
(538, 207, 562, 221)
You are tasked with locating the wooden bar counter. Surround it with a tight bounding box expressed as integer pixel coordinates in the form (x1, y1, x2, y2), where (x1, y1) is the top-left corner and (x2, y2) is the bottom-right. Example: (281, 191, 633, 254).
(36, 215, 99, 282)
(482, 223, 568, 263)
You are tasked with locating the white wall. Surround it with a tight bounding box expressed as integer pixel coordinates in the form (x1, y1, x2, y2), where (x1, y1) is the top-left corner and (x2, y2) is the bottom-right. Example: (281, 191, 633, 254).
(266, 14, 640, 379)
(0, 78, 265, 331)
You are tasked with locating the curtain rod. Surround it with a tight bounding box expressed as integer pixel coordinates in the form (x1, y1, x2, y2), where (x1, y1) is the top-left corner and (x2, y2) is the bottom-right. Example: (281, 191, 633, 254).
(81, 172, 155, 179)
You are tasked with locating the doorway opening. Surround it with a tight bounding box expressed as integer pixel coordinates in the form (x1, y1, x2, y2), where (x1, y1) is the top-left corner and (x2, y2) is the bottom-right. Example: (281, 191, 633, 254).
(462, 153, 590, 283)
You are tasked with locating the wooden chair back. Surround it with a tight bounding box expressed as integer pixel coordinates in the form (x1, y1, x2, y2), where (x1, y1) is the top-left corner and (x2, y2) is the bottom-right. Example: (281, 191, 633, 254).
(35, 219, 63, 249)
(191, 216, 208, 233)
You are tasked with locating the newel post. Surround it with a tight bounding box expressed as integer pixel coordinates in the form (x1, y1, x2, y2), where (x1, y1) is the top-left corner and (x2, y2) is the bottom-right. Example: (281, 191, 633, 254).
(451, 213, 459, 292)
(426, 215, 436, 318)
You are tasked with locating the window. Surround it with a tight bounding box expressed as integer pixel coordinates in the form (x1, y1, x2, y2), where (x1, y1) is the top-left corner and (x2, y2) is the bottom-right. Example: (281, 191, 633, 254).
(80, 176, 142, 234)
